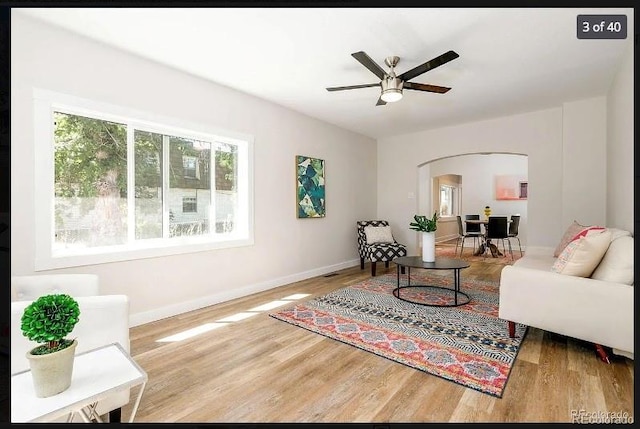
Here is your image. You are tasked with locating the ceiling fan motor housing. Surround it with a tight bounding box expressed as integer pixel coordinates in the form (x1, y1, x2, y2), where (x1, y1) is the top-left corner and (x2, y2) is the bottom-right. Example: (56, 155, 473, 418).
(381, 76, 403, 92)
(381, 75, 403, 102)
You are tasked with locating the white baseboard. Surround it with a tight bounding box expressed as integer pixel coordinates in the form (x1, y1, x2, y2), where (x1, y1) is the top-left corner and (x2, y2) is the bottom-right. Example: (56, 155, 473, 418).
(129, 258, 360, 327)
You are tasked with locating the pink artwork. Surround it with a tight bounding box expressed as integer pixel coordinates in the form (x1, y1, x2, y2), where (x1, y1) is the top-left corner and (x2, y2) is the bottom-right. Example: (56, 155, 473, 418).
(495, 175, 528, 200)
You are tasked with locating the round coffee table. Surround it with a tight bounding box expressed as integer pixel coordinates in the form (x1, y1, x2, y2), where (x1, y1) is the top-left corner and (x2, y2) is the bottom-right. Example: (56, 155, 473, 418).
(393, 256, 471, 307)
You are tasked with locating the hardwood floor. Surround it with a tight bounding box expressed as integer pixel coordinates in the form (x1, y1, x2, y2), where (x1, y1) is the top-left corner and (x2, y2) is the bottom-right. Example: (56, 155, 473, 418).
(123, 256, 634, 423)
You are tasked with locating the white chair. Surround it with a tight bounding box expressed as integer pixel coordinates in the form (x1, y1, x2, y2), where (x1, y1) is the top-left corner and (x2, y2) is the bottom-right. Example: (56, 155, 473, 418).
(11, 274, 131, 423)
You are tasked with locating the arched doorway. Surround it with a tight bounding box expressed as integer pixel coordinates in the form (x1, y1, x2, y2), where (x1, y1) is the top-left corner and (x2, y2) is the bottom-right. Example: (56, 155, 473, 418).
(417, 152, 528, 247)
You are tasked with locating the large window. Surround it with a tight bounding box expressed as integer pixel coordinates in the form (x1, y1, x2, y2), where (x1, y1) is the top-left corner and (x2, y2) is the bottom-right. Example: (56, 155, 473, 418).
(35, 89, 253, 270)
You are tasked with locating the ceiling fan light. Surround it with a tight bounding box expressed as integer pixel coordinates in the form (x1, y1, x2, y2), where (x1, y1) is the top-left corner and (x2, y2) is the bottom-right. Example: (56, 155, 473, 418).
(381, 89, 403, 103)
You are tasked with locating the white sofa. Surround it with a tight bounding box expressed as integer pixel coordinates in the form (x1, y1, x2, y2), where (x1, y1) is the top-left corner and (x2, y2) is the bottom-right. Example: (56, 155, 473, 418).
(11, 275, 131, 422)
(499, 229, 634, 361)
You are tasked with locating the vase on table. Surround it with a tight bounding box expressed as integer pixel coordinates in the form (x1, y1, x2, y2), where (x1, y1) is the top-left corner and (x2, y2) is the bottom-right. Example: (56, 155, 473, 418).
(422, 231, 436, 263)
(484, 206, 492, 220)
(26, 339, 78, 398)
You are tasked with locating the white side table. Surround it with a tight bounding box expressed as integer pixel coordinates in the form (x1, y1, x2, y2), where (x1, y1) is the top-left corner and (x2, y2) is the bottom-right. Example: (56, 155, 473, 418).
(11, 342, 147, 423)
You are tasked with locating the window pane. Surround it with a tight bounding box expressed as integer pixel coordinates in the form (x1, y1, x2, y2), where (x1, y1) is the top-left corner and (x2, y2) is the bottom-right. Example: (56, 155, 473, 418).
(439, 185, 453, 216)
(54, 112, 128, 250)
(182, 156, 198, 178)
(134, 130, 163, 240)
(519, 182, 528, 199)
(169, 137, 211, 237)
(182, 197, 197, 213)
(215, 143, 237, 233)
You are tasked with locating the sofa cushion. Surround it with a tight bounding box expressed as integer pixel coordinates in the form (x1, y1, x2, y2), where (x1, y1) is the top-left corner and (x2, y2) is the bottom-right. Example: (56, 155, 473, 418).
(364, 225, 394, 244)
(591, 235, 634, 285)
(551, 229, 611, 277)
(513, 253, 556, 270)
(553, 220, 588, 257)
(606, 228, 633, 241)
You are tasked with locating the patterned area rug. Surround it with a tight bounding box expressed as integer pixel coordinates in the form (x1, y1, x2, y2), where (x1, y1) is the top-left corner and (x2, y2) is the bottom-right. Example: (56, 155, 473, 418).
(436, 243, 523, 265)
(270, 272, 527, 397)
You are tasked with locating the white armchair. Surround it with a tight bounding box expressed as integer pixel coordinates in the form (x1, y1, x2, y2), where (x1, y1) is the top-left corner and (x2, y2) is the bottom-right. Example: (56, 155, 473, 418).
(11, 274, 100, 301)
(11, 274, 131, 423)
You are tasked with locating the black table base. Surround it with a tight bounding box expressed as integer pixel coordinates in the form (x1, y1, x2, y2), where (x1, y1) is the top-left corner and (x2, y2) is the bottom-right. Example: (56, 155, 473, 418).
(392, 284, 471, 307)
(394, 256, 471, 307)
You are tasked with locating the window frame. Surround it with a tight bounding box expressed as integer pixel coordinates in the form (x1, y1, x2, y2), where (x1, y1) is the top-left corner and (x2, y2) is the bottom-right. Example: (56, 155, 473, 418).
(34, 88, 254, 271)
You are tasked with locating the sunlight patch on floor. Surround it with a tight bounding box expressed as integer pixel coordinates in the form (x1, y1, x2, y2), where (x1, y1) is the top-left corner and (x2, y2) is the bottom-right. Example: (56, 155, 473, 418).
(248, 300, 292, 312)
(282, 293, 311, 300)
(216, 312, 257, 322)
(155, 293, 312, 343)
(156, 322, 228, 342)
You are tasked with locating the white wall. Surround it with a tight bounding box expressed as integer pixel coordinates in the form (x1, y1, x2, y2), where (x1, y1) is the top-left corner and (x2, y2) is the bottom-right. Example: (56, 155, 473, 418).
(420, 154, 528, 246)
(11, 14, 377, 325)
(606, 44, 634, 234)
(561, 97, 607, 227)
(377, 95, 613, 254)
(378, 107, 563, 253)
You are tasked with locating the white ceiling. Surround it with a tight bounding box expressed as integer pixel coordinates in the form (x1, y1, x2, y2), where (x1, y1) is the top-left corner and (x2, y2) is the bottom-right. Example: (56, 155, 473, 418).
(15, 7, 634, 139)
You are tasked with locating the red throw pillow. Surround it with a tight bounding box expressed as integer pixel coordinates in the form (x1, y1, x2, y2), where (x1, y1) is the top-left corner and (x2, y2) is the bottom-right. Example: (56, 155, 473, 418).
(569, 226, 606, 242)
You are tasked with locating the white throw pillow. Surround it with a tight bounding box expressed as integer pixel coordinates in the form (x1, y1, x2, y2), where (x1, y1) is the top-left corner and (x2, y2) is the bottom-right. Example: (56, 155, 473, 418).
(364, 225, 394, 244)
(551, 230, 611, 277)
(591, 235, 634, 285)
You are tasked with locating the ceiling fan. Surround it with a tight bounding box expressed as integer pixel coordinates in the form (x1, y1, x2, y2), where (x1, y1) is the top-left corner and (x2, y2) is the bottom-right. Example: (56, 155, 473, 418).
(326, 50, 459, 106)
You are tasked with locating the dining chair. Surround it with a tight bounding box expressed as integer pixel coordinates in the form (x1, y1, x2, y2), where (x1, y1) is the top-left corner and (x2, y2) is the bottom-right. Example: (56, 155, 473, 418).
(455, 215, 483, 256)
(464, 214, 482, 234)
(486, 216, 513, 259)
(508, 215, 523, 256)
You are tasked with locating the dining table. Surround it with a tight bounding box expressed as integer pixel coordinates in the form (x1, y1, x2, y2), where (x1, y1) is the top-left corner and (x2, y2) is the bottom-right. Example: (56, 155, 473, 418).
(464, 218, 512, 257)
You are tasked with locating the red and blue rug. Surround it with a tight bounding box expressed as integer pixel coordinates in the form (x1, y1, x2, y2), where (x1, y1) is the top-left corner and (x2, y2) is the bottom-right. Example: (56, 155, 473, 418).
(270, 272, 526, 398)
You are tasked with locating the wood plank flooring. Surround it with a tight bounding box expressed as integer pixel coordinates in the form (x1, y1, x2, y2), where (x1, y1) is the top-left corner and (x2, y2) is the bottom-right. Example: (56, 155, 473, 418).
(122, 255, 634, 423)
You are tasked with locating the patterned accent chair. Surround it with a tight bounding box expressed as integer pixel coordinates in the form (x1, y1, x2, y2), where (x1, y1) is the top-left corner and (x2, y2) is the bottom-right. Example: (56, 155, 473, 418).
(357, 220, 407, 276)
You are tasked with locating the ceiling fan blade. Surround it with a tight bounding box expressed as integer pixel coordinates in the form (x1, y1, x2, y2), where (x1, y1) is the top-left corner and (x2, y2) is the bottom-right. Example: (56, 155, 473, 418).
(398, 50, 459, 82)
(376, 96, 387, 106)
(326, 83, 380, 92)
(351, 51, 387, 80)
(403, 81, 451, 94)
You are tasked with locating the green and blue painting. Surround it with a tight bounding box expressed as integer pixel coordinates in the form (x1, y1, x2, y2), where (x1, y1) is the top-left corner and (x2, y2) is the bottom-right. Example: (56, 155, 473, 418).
(296, 155, 325, 218)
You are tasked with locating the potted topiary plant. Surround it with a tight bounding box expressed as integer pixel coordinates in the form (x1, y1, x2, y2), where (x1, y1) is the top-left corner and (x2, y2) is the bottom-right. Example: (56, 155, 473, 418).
(409, 212, 439, 262)
(21, 293, 81, 398)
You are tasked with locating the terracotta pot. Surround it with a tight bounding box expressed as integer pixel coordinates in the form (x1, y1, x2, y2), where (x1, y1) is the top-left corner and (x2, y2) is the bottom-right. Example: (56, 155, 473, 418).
(26, 339, 78, 398)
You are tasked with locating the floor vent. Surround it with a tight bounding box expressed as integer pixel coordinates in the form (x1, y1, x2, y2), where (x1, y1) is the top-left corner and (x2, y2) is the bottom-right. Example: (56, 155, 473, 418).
(323, 272, 339, 277)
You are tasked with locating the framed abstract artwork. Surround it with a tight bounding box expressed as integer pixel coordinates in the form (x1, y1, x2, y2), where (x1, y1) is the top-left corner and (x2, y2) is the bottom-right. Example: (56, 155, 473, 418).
(495, 175, 528, 200)
(296, 155, 325, 218)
